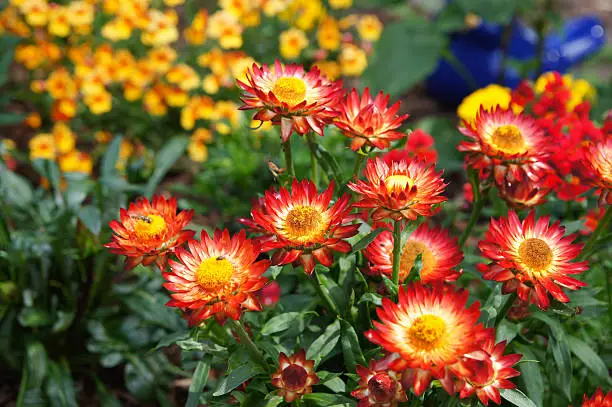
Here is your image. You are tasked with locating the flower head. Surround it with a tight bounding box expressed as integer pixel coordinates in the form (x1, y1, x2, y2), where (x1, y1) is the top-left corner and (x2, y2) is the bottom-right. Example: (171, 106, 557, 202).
(581, 388, 612, 407)
(583, 139, 612, 205)
(271, 349, 319, 402)
(352, 355, 408, 407)
(246, 179, 359, 274)
(349, 157, 447, 221)
(366, 283, 488, 394)
(334, 88, 408, 151)
(364, 223, 462, 284)
(457, 84, 516, 126)
(497, 178, 551, 210)
(106, 195, 194, 270)
(478, 211, 588, 309)
(163, 229, 269, 325)
(237, 60, 343, 142)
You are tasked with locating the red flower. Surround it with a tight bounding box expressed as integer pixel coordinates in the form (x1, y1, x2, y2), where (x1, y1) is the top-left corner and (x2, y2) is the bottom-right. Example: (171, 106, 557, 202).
(581, 207, 606, 235)
(581, 388, 612, 407)
(334, 88, 408, 151)
(478, 211, 588, 309)
(245, 179, 359, 275)
(364, 223, 462, 284)
(106, 195, 194, 270)
(497, 178, 550, 209)
(257, 280, 281, 306)
(382, 129, 438, 165)
(237, 60, 343, 142)
(352, 355, 408, 407)
(583, 139, 612, 205)
(271, 349, 319, 402)
(349, 157, 447, 221)
(163, 229, 269, 325)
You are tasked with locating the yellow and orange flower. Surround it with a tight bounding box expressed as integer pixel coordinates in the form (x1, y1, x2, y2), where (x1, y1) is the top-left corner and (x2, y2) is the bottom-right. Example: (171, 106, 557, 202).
(477, 211, 588, 310)
(581, 388, 612, 407)
(352, 356, 408, 407)
(271, 349, 319, 403)
(457, 337, 521, 405)
(106, 195, 195, 270)
(366, 283, 489, 396)
(583, 139, 612, 205)
(163, 229, 269, 325)
(349, 157, 447, 221)
(458, 107, 552, 185)
(364, 223, 462, 284)
(334, 88, 408, 151)
(245, 179, 359, 275)
(237, 60, 343, 142)
(496, 178, 550, 209)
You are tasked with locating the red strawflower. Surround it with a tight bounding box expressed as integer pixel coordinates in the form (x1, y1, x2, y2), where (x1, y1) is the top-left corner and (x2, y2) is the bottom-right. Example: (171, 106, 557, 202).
(163, 229, 269, 325)
(581, 388, 612, 407)
(349, 157, 447, 221)
(106, 195, 194, 270)
(257, 280, 281, 306)
(382, 129, 438, 165)
(334, 88, 408, 151)
(246, 179, 359, 275)
(497, 178, 550, 209)
(583, 138, 612, 205)
(352, 356, 408, 407)
(581, 207, 606, 235)
(478, 211, 588, 309)
(237, 60, 343, 142)
(271, 349, 319, 402)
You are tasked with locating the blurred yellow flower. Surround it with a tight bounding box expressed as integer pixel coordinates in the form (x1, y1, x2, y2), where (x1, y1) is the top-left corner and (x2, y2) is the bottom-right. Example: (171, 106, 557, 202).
(52, 99, 77, 121)
(207, 10, 243, 49)
(317, 17, 341, 51)
(59, 150, 93, 174)
(85, 90, 113, 115)
(312, 60, 340, 81)
(95, 131, 113, 144)
(202, 74, 221, 94)
(163, 85, 189, 107)
(280, 28, 308, 59)
(68, 1, 94, 26)
(15, 44, 44, 70)
(25, 112, 42, 129)
(48, 7, 71, 37)
(329, 0, 352, 9)
(21, 0, 49, 27)
(358, 14, 382, 42)
(166, 64, 200, 91)
(457, 84, 515, 125)
(52, 122, 76, 154)
(29, 134, 56, 160)
(262, 0, 286, 16)
(187, 141, 208, 162)
(143, 88, 168, 116)
(339, 44, 367, 76)
(147, 46, 177, 74)
(141, 10, 178, 46)
(46, 69, 77, 100)
(101, 18, 133, 41)
(280, 0, 323, 31)
(164, 0, 184, 6)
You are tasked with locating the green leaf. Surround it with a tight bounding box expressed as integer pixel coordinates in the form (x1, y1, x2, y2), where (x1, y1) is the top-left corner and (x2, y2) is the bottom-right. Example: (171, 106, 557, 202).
(261, 312, 305, 335)
(301, 393, 356, 406)
(154, 331, 190, 350)
(340, 319, 365, 372)
(18, 308, 54, 328)
(186, 358, 210, 407)
(350, 228, 385, 254)
(322, 376, 346, 393)
(144, 136, 189, 198)
(125, 356, 156, 400)
(358, 292, 382, 306)
(101, 136, 122, 179)
(566, 335, 612, 386)
(500, 389, 538, 407)
(306, 320, 341, 367)
(262, 395, 284, 407)
(313, 142, 343, 184)
(514, 344, 543, 407)
(213, 364, 263, 396)
(315, 269, 344, 315)
(456, 0, 517, 24)
(17, 341, 48, 407)
(362, 20, 445, 96)
(46, 361, 78, 407)
(94, 379, 121, 407)
(78, 206, 102, 235)
(0, 112, 24, 125)
(0, 35, 20, 87)
(381, 276, 398, 298)
(0, 164, 33, 207)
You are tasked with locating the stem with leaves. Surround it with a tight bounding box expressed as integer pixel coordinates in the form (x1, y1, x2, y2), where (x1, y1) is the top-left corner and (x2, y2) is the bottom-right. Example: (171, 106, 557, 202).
(282, 139, 295, 179)
(494, 292, 518, 328)
(308, 270, 340, 316)
(391, 220, 403, 286)
(306, 133, 319, 187)
(228, 319, 268, 370)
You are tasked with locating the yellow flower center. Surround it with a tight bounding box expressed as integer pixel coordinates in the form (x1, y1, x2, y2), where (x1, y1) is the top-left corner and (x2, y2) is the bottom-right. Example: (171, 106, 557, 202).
(408, 314, 446, 351)
(490, 125, 526, 155)
(399, 241, 435, 281)
(196, 257, 234, 291)
(283, 205, 324, 243)
(385, 174, 413, 193)
(132, 214, 166, 239)
(272, 77, 307, 106)
(518, 238, 553, 272)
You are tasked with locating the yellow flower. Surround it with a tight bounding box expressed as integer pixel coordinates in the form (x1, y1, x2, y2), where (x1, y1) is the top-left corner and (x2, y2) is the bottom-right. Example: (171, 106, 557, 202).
(101, 18, 133, 41)
(143, 88, 168, 116)
(568, 78, 596, 110)
(166, 64, 200, 91)
(358, 14, 382, 42)
(207, 10, 243, 49)
(163, 0, 184, 6)
(95, 131, 112, 144)
(46, 68, 77, 100)
(85, 90, 113, 115)
(329, 0, 352, 9)
(339, 44, 367, 76)
(317, 17, 340, 51)
(339, 14, 358, 30)
(21, 0, 49, 27)
(181, 96, 214, 130)
(141, 10, 178, 46)
(202, 74, 221, 94)
(192, 128, 213, 144)
(220, 0, 250, 18)
(25, 112, 42, 128)
(263, 0, 287, 16)
(48, 6, 71, 37)
(187, 141, 208, 162)
(280, 0, 324, 31)
(52, 99, 77, 121)
(147, 46, 177, 74)
(52, 122, 76, 154)
(213, 101, 240, 128)
(457, 84, 515, 126)
(230, 56, 256, 83)
(163, 85, 189, 107)
(68, 1, 94, 26)
(312, 60, 340, 81)
(280, 28, 308, 60)
(59, 150, 93, 174)
(2, 139, 16, 151)
(15, 44, 44, 70)
(29, 134, 56, 160)
(120, 139, 133, 159)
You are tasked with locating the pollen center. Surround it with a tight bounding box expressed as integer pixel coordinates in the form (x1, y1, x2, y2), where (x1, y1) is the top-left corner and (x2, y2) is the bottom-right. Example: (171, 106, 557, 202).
(132, 214, 166, 239)
(400, 241, 435, 281)
(518, 238, 553, 272)
(408, 314, 446, 350)
(283, 205, 324, 243)
(385, 174, 413, 192)
(196, 257, 234, 291)
(281, 364, 308, 391)
(272, 77, 307, 106)
(491, 125, 526, 155)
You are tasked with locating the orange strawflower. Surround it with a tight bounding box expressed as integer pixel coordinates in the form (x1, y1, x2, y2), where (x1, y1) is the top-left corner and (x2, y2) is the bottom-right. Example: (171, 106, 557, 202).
(349, 157, 447, 221)
(581, 388, 612, 407)
(352, 355, 408, 407)
(496, 178, 550, 209)
(245, 179, 359, 275)
(364, 223, 462, 284)
(163, 229, 269, 325)
(106, 195, 195, 270)
(334, 88, 408, 151)
(478, 211, 588, 309)
(271, 349, 319, 402)
(583, 139, 612, 205)
(237, 60, 343, 142)
(366, 283, 489, 396)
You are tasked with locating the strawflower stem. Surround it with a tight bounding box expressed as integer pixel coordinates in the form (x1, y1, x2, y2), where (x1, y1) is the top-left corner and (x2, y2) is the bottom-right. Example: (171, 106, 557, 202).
(308, 271, 340, 316)
(228, 319, 268, 370)
(494, 292, 518, 328)
(579, 205, 612, 260)
(282, 140, 295, 179)
(459, 197, 485, 249)
(391, 219, 403, 286)
(306, 133, 319, 187)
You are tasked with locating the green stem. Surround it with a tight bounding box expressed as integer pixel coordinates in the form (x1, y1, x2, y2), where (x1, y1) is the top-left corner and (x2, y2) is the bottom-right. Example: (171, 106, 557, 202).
(391, 220, 403, 286)
(494, 292, 518, 327)
(306, 133, 319, 187)
(228, 319, 268, 370)
(308, 271, 340, 316)
(282, 140, 295, 179)
(353, 152, 366, 179)
(579, 206, 612, 260)
(458, 198, 485, 248)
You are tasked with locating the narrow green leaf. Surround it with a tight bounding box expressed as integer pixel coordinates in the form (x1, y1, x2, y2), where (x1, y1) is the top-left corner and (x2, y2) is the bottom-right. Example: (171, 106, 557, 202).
(261, 312, 303, 335)
(314, 142, 343, 184)
(0, 112, 24, 125)
(567, 335, 612, 386)
(381, 276, 398, 298)
(186, 359, 210, 407)
(262, 395, 284, 407)
(301, 393, 355, 406)
(0, 163, 33, 207)
(514, 344, 543, 407)
(350, 228, 385, 254)
(154, 331, 190, 350)
(306, 320, 341, 367)
(322, 376, 346, 393)
(46, 361, 78, 407)
(78, 205, 102, 235)
(500, 389, 538, 407)
(101, 136, 122, 179)
(213, 364, 263, 396)
(358, 292, 382, 306)
(340, 319, 366, 372)
(144, 136, 189, 198)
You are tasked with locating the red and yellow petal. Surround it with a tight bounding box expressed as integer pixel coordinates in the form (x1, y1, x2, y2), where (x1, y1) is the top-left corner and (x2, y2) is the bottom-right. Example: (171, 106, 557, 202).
(271, 349, 319, 403)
